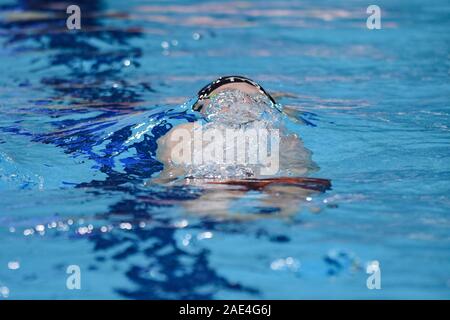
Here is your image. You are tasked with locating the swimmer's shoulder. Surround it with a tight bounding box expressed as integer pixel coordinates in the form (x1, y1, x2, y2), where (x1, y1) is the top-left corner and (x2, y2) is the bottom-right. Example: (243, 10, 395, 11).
(156, 122, 197, 164)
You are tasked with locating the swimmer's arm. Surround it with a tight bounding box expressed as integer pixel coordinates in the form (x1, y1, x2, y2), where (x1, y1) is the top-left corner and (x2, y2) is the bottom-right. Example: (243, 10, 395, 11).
(279, 134, 317, 175)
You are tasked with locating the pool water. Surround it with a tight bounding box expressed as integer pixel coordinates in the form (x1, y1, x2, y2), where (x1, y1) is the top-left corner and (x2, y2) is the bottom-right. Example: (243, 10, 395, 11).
(0, 0, 449, 299)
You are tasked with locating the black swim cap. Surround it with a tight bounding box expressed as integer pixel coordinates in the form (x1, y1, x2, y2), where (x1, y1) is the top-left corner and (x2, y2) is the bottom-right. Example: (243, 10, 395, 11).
(192, 76, 277, 112)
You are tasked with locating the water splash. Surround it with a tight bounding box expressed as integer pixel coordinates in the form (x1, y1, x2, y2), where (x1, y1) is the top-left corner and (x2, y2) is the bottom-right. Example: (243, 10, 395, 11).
(203, 89, 282, 127)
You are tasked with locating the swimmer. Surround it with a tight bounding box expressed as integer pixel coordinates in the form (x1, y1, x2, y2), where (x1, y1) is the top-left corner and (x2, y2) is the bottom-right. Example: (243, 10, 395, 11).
(156, 76, 327, 185)
(153, 76, 330, 218)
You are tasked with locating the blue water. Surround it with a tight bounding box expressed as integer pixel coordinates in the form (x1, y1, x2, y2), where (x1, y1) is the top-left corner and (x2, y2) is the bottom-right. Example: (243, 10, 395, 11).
(0, 0, 449, 299)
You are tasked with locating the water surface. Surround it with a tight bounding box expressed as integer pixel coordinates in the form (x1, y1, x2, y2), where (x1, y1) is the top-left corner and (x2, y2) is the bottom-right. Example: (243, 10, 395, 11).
(0, 0, 449, 299)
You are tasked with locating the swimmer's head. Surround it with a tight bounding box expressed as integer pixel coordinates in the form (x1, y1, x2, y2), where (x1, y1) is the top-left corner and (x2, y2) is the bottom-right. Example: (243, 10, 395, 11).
(192, 76, 280, 125)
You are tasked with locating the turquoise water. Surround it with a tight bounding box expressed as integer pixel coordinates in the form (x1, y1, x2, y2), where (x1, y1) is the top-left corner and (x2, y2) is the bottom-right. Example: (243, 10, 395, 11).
(0, 0, 449, 299)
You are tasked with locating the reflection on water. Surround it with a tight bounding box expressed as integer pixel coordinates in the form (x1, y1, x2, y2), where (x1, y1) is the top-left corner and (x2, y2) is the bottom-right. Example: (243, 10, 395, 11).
(0, 0, 449, 299)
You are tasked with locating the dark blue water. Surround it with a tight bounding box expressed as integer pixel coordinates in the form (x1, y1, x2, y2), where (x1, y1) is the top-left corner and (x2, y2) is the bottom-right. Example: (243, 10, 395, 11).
(0, 0, 449, 299)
